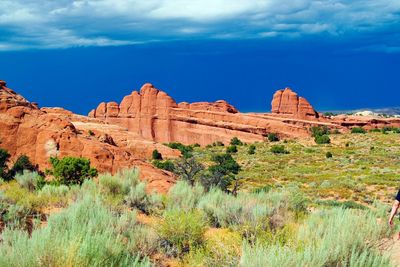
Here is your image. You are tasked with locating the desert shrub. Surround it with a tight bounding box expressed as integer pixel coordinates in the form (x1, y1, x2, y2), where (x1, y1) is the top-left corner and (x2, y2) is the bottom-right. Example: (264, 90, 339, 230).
(184, 228, 242, 266)
(351, 127, 367, 134)
(326, 151, 333, 158)
(393, 127, 400, 133)
(126, 224, 160, 258)
(14, 171, 45, 191)
(152, 149, 163, 160)
(158, 209, 206, 257)
(315, 134, 331, 144)
(153, 160, 175, 172)
(2, 182, 48, 211)
(316, 200, 367, 210)
(99, 173, 129, 196)
(0, 147, 11, 180)
(166, 142, 194, 158)
(38, 184, 69, 207)
(248, 144, 256, 155)
(124, 182, 149, 212)
(310, 126, 330, 137)
(230, 137, 243, 146)
(0, 196, 151, 267)
(88, 129, 95, 136)
(240, 207, 392, 266)
(174, 157, 205, 186)
(369, 128, 382, 133)
(48, 157, 98, 186)
(198, 188, 304, 242)
(0, 202, 32, 231)
(267, 133, 279, 142)
(9, 155, 38, 178)
(167, 181, 204, 211)
(270, 145, 289, 154)
(226, 145, 238, 154)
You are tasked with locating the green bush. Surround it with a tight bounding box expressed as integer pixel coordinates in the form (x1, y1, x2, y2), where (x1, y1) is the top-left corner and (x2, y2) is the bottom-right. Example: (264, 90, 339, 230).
(226, 145, 238, 154)
(240, 208, 391, 266)
(10, 155, 38, 177)
(315, 134, 331, 144)
(369, 128, 381, 133)
(351, 127, 367, 134)
(310, 126, 329, 137)
(0, 196, 151, 266)
(152, 160, 175, 172)
(152, 149, 163, 160)
(270, 145, 289, 154)
(230, 137, 243, 146)
(267, 133, 279, 142)
(326, 152, 333, 158)
(167, 181, 204, 212)
(166, 142, 194, 158)
(15, 171, 45, 191)
(0, 147, 11, 180)
(48, 157, 98, 186)
(248, 144, 256, 155)
(158, 209, 205, 257)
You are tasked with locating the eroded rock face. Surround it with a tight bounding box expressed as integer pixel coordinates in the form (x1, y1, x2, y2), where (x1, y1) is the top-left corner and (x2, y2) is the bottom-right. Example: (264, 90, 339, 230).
(178, 100, 238, 113)
(0, 82, 175, 193)
(271, 88, 318, 119)
(89, 84, 317, 145)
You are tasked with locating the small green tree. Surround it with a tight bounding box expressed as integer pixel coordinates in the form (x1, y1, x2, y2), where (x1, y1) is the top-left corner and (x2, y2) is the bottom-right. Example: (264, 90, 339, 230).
(326, 152, 333, 158)
(230, 137, 243, 146)
(152, 149, 163, 160)
(248, 144, 256, 155)
(226, 145, 238, 154)
(0, 148, 11, 180)
(49, 157, 98, 185)
(174, 157, 205, 186)
(200, 153, 241, 192)
(267, 133, 279, 142)
(9, 155, 37, 177)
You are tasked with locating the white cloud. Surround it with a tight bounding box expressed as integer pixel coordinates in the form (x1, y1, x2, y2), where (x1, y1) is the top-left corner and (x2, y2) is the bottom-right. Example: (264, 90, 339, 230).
(0, 0, 398, 50)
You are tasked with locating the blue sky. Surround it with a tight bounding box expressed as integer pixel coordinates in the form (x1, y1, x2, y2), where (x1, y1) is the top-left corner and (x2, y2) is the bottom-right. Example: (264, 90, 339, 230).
(0, 0, 399, 114)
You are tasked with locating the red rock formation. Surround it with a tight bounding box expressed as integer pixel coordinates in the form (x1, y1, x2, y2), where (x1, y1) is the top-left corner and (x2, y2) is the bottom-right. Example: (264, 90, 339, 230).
(0, 82, 175, 193)
(89, 84, 320, 145)
(271, 88, 318, 119)
(178, 100, 238, 113)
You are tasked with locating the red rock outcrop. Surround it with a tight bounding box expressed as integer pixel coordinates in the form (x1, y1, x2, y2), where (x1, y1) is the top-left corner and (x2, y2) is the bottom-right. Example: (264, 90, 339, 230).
(89, 84, 321, 145)
(271, 88, 318, 119)
(0, 81, 175, 193)
(178, 100, 238, 113)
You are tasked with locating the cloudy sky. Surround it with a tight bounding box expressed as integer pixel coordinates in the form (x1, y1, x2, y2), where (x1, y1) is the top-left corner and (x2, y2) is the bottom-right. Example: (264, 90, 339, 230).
(0, 0, 399, 113)
(1, 0, 399, 51)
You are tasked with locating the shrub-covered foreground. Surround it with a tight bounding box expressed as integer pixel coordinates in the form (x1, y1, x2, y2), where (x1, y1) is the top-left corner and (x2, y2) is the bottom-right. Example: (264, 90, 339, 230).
(0, 169, 395, 266)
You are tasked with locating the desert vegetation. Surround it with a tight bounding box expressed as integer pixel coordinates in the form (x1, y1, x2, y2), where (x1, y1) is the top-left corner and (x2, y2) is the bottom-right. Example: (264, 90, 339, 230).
(1, 128, 400, 266)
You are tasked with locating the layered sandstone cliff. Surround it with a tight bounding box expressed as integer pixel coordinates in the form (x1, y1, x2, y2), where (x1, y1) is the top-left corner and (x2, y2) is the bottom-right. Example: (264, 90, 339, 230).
(0, 81, 175, 192)
(88, 83, 319, 145)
